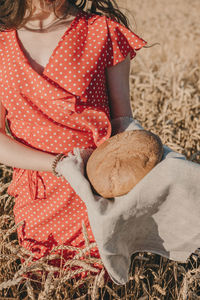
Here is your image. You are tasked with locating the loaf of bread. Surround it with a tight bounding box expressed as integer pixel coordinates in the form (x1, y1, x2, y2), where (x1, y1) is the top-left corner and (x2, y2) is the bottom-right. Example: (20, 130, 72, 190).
(86, 130, 163, 198)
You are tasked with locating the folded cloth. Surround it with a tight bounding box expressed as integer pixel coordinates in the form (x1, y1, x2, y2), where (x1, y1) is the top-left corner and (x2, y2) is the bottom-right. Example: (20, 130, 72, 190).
(56, 144, 200, 285)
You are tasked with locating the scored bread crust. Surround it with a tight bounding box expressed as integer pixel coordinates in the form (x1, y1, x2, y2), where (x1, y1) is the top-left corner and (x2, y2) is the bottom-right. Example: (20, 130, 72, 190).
(86, 130, 163, 198)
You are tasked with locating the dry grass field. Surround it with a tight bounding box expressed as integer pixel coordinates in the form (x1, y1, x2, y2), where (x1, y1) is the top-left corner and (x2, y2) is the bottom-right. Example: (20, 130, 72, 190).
(0, 0, 200, 299)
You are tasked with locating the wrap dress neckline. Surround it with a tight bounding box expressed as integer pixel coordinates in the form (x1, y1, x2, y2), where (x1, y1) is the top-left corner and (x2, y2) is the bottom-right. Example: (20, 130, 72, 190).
(14, 10, 84, 77)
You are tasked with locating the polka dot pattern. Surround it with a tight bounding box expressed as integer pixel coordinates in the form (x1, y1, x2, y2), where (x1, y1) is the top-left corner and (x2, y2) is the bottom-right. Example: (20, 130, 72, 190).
(0, 10, 147, 274)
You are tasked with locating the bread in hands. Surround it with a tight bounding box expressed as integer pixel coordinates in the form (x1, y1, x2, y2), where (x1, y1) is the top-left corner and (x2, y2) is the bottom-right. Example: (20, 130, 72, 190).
(86, 130, 163, 198)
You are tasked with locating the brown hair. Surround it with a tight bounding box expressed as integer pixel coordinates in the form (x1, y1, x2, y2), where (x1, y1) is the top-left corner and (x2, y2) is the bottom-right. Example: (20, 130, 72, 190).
(0, 0, 132, 31)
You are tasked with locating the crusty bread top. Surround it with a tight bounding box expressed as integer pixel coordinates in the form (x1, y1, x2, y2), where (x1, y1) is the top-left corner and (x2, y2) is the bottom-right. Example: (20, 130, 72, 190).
(86, 130, 163, 198)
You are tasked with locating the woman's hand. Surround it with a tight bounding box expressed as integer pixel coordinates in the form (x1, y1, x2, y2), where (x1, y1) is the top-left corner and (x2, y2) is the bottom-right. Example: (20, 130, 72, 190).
(55, 148, 94, 199)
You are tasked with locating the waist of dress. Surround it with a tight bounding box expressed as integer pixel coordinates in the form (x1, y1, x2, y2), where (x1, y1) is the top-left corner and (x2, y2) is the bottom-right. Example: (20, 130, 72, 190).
(6, 117, 96, 155)
(5, 118, 95, 202)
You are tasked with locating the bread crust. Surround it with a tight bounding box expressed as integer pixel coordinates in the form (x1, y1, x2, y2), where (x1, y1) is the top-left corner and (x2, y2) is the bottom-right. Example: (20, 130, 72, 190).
(86, 130, 163, 198)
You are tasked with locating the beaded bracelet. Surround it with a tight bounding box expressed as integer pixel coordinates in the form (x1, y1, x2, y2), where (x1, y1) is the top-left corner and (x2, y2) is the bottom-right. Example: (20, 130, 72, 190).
(51, 153, 66, 177)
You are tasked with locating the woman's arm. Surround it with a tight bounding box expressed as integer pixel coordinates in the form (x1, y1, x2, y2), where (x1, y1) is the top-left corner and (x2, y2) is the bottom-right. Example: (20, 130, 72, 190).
(105, 53, 133, 119)
(0, 129, 55, 172)
(0, 102, 55, 171)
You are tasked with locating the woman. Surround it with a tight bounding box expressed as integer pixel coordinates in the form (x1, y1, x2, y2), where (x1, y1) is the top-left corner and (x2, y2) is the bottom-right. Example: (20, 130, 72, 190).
(0, 0, 147, 280)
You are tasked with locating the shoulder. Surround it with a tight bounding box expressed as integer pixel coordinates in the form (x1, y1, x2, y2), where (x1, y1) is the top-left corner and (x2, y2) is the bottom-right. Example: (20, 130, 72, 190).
(80, 10, 110, 28)
(0, 29, 12, 37)
(79, 10, 126, 40)
(75, 10, 110, 45)
(0, 30, 12, 48)
(80, 11, 131, 37)
(0, 30, 15, 65)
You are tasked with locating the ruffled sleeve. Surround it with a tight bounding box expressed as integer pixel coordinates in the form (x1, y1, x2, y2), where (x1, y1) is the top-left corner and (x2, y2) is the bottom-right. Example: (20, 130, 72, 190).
(105, 17, 147, 67)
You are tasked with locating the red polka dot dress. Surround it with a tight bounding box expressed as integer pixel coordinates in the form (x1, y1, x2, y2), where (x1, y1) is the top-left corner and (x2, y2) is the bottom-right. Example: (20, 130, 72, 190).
(0, 10, 147, 278)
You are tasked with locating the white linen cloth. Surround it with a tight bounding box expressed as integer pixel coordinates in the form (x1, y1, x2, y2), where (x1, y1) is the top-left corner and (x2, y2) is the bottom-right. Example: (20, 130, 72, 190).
(56, 119, 200, 285)
(56, 146, 200, 285)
